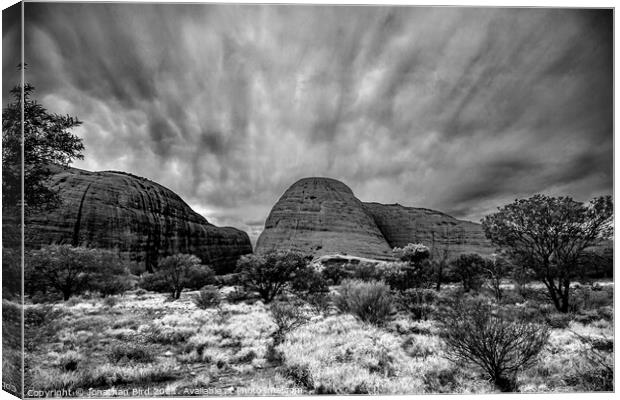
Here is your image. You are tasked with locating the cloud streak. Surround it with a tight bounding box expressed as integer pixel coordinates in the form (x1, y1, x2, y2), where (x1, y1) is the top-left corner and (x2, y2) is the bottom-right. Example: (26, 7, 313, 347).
(5, 5, 612, 244)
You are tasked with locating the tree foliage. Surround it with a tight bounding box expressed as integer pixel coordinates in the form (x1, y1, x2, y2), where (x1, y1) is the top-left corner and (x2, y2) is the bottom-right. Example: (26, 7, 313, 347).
(2, 84, 84, 214)
(139, 253, 214, 299)
(25, 245, 129, 300)
(389, 243, 433, 290)
(236, 250, 310, 303)
(482, 195, 613, 312)
(448, 253, 488, 293)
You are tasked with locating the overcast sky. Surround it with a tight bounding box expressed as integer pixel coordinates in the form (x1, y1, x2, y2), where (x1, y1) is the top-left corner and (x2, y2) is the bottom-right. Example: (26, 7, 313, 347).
(3, 4, 613, 244)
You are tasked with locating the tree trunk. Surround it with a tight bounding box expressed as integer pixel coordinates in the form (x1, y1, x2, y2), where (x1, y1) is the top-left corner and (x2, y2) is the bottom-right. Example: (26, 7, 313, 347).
(63, 289, 72, 301)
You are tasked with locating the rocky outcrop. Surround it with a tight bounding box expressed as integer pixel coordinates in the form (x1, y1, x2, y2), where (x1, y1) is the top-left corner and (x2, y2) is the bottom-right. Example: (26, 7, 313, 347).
(256, 177, 496, 260)
(255, 178, 394, 260)
(363, 203, 495, 258)
(26, 166, 252, 273)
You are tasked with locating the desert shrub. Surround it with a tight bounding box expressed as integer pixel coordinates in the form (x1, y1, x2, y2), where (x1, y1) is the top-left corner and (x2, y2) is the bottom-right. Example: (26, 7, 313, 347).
(565, 332, 614, 391)
(24, 305, 65, 352)
(236, 250, 310, 303)
(192, 285, 221, 309)
(143, 323, 194, 345)
(483, 255, 512, 301)
(544, 312, 573, 329)
(423, 366, 460, 393)
(270, 301, 310, 345)
(334, 279, 393, 326)
(571, 285, 613, 312)
(214, 273, 239, 287)
(305, 291, 331, 315)
(439, 298, 549, 392)
(397, 288, 437, 320)
(382, 261, 433, 291)
(57, 351, 82, 372)
(389, 243, 433, 290)
(448, 253, 488, 293)
(226, 287, 252, 303)
(321, 264, 350, 285)
(108, 343, 155, 363)
(393, 243, 431, 264)
(102, 296, 119, 308)
(25, 245, 132, 300)
(291, 266, 329, 295)
(139, 254, 214, 299)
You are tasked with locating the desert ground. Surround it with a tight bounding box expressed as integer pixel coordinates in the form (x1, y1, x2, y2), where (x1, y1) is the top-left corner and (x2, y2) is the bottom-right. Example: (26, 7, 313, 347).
(17, 280, 613, 396)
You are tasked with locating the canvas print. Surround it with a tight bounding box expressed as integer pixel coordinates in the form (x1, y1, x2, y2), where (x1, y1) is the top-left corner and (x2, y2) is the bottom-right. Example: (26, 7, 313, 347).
(1, 3, 614, 397)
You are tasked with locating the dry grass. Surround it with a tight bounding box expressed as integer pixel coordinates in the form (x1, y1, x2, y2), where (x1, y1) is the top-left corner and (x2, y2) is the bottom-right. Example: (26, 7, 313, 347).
(21, 282, 613, 395)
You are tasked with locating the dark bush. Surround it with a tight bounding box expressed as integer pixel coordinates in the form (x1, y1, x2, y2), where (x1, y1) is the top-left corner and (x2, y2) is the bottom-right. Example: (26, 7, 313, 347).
(139, 254, 214, 299)
(447, 253, 488, 293)
(398, 288, 438, 320)
(291, 266, 329, 296)
(270, 301, 310, 345)
(108, 343, 155, 363)
(439, 298, 549, 392)
(334, 279, 393, 326)
(192, 285, 221, 309)
(236, 250, 310, 303)
(214, 273, 239, 287)
(382, 261, 433, 291)
(26, 245, 132, 300)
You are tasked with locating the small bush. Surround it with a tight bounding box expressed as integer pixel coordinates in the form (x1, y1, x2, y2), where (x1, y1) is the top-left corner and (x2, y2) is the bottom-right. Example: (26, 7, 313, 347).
(382, 261, 433, 291)
(423, 367, 460, 393)
(291, 266, 329, 295)
(108, 344, 155, 363)
(214, 273, 239, 287)
(334, 280, 393, 326)
(397, 288, 437, 320)
(139, 254, 215, 299)
(236, 250, 310, 303)
(192, 286, 221, 309)
(447, 253, 488, 293)
(544, 312, 573, 329)
(439, 298, 549, 392)
(226, 287, 252, 303)
(57, 351, 82, 372)
(102, 296, 119, 308)
(270, 301, 310, 345)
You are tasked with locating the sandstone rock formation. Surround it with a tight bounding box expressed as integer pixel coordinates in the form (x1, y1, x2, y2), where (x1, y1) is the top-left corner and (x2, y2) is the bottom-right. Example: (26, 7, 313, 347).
(26, 165, 252, 273)
(256, 177, 496, 260)
(255, 178, 394, 260)
(363, 203, 495, 258)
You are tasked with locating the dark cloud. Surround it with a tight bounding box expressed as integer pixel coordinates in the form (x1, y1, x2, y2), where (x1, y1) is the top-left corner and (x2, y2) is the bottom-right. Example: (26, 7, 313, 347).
(16, 5, 613, 243)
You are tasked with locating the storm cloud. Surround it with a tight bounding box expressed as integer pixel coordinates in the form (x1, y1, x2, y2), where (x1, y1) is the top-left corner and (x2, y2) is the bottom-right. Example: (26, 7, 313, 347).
(5, 5, 613, 244)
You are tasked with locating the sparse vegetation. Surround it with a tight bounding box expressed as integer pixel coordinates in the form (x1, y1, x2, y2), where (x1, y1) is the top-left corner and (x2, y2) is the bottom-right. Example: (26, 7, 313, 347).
(334, 279, 393, 326)
(439, 298, 550, 392)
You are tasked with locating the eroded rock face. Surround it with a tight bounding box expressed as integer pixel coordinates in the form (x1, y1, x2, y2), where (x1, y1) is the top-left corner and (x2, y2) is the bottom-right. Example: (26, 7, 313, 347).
(256, 177, 496, 260)
(255, 177, 394, 260)
(363, 203, 495, 258)
(26, 166, 252, 273)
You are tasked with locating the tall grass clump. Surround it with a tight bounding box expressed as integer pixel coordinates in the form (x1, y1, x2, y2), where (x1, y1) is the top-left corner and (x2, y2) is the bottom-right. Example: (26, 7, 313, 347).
(439, 298, 549, 392)
(334, 279, 393, 326)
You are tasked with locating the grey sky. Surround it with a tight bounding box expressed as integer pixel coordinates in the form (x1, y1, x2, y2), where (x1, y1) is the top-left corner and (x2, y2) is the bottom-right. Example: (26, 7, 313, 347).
(4, 4, 613, 244)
